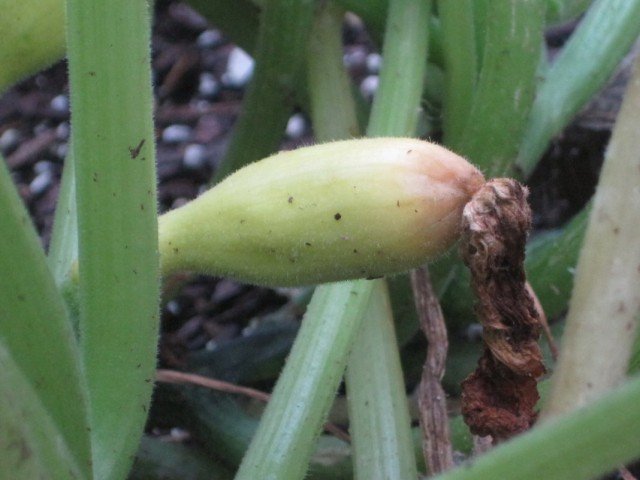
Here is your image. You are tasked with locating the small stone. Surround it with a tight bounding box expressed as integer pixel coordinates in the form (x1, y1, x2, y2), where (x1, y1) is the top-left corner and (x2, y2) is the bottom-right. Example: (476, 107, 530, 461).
(55, 122, 70, 140)
(222, 47, 255, 88)
(360, 75, 379, 100)
(51, 94, 69, 113)
(34, 122, 49, 135)
(183, 144, 207, 169)
(29, 170, 53, 196)
(343, 48, 367, 70)
(366, 53, 383, 73)
(285, 113, 306, 139)
(162, 124, 192, 144)
(166, 300, 181, 315)
(198, 72, 220, 98)
(34, 160, 55, 175)
(0, 128, 20, 152)
(197, 29, 223, 49)
(55, 143, 68, 159)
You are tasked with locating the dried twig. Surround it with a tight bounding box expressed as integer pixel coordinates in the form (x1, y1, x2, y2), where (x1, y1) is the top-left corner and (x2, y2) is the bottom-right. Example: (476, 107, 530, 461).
(460, 179, 546, 441)
(156, 369, 351, 443)
(619, 466, 638, 480)
(526, 281, 558, 361)
(411, 266, 454, 474)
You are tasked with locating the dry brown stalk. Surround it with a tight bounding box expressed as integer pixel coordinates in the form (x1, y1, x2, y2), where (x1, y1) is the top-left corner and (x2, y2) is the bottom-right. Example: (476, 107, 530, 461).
(459, 179, 545, 441)
(411, 266, 454, 474)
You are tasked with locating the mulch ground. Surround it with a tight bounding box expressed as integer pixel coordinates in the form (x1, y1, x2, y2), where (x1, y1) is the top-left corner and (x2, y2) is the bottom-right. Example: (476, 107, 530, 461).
(0, 2, 629, 476)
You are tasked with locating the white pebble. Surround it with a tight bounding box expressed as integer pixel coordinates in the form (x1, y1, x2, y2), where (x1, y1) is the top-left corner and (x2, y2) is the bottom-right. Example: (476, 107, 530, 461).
(34, 122, 49, 135)
(55, 142, 68, 159)
(222, 47, 255, 88)
(55, 122, 70, 140)
(162, 124, 192, 144)
(183, 144, 207, 169)
(343, 48, 367, 69)
(0, 128, 20, 151)
(29, 170, 53, 196)
(197, 29, 223, 49)
(166, 300, 181, 315)
(51, 94, 69, 113)
(360, 75, 379, 99)
(285, 113, 306, 139)
(366, 53, 383, 73)
(34, 160, 54, 175)
(198, 72, 220, 98)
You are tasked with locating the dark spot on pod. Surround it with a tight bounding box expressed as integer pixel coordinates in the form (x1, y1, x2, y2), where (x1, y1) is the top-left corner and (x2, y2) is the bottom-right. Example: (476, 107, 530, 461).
(334, 213, 342, 220)
(305, 242, 312, 246)
(288, 196, 294, 203)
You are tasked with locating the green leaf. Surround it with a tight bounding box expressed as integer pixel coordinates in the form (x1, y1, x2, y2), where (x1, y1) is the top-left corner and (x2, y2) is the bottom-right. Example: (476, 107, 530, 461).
(234, 280, 374, 480)
(456, 0, 545, 176)
(66, 0, 160, 478)
(517, 0, 640, 177)
(0, 156, 91, 477)
(0, 341, 86, 479)
(212, 0, 315, 183)
(433, 376, 640, 480)
(345, 281, 418, 480)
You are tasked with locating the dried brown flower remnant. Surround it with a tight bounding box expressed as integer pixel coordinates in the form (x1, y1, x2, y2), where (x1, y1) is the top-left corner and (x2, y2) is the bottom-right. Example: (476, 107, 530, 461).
(460, 179, 545, 441)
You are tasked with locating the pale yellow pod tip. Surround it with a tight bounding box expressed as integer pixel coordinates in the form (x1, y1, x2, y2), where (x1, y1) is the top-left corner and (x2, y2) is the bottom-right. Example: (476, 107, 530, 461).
(159, 137, 485, 287)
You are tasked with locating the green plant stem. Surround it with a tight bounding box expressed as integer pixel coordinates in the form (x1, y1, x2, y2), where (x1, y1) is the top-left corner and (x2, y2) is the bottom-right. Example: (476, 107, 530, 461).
(434, 376, 640, 480)
(48, 147, 78, 287)
(0, 341, 86, 480)
(346, 281, 418, 479)
(0, 0, 65, 92)
(455, 0, 544, 176)
(234, 280, 374, 480)
(366, 1, 430, 138)
(66, 1, 159, 478)
(234, 5, 372, 477)
(130, 436, 233, 480)
(333, 0, 444, 66)
(212, 0, 314, 183)
(542, 54, 640, 419)
(524, 207, 588, 320)
(438, 0, 476, 146)
(307, 3, 360, 140)
(545, 0, 592, 24)
(344, 1, 430, 478)
(0, 156, 91, 477)
(517, 0, 640, 177)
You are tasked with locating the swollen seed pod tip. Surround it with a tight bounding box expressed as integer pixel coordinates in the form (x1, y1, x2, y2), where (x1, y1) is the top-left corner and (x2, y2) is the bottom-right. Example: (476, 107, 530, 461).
(158, 137, 485, 286)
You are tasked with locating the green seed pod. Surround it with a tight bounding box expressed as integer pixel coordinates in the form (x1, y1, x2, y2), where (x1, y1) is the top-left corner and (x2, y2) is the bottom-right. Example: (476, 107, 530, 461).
(159, 138, 484, 286)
